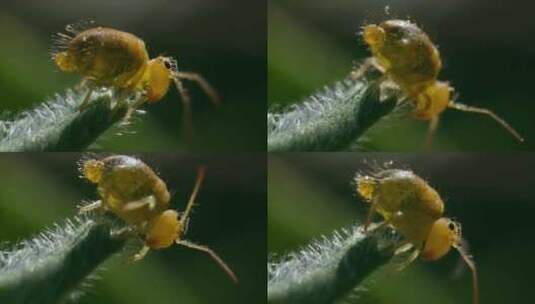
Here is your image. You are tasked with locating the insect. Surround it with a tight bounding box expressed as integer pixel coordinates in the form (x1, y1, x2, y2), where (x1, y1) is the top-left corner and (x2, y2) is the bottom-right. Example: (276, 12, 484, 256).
(79, 155, 238, 283)
(355, 167, 478, 304)
(52, 22, 219, 133)
(354, 19, 523, 144)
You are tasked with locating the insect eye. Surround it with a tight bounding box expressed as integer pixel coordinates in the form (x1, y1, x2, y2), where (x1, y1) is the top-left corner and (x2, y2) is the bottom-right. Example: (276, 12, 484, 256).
(448, 222, 456, 231)
(164, 60, 172, 69)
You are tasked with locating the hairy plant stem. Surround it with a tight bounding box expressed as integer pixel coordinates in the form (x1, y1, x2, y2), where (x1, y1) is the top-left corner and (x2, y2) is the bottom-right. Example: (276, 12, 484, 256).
(268, 72, 398, 151)
(0, 89, 129, 152)
(0, 215, 126, 304)
(268, 225, 397, 304)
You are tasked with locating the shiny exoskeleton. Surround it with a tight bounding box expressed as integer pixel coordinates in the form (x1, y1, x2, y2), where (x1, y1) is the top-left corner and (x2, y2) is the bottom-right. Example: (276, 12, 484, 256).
(53, 24, 219, 133)
(357, 19, 523, 143)
(356, 168, 478, 304)
(82, 155, 170, 224)
(80, 155, 237, 283)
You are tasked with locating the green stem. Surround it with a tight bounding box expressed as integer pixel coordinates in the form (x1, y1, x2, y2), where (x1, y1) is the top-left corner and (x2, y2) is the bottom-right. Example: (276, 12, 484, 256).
(268, 74, 398, 151)
(0, 215, 126, 304)
(268, 225, 396, 304)
(0, 89, 128, 152)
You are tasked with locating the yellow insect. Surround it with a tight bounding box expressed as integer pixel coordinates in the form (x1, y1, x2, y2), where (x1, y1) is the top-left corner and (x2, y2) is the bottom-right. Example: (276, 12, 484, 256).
(52, 22, 219, 133)
(354, 19, 523, 144)
(79, 155, 238, 283)
(355, 167, 478, 304)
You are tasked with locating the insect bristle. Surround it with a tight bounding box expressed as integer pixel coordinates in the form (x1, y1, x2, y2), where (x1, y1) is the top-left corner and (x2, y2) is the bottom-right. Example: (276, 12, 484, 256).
(361, 159, 395, 176)
(50, 19, 96, 58)
(77, 153, 98, 178)
(50, 32, 73, 58)
(65, 19, 96, 35)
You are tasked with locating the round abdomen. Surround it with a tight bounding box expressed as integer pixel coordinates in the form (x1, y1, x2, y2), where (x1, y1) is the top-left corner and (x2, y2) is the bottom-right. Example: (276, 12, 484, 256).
(66, 27, 149, 87)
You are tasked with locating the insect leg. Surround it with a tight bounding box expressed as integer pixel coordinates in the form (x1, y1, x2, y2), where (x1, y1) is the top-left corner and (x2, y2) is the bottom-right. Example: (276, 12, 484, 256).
(121, 195, 157, 212)
(453, 242, 479, 304)
(78, 200, 103, 214)
(122, 93, 148, 122)
(130, 95, 148, 111)
(395, 247, 420, 272)
(114, 88, 131, 108)
(176, 239, 238, 283)
(173, 72, 220, 139)
(110, 226, 136, 239)
(425, 116, 440, 147)
(179, 166, 206, 228)
(175, 72, 221, 107)
(350, 57, 385, 80)
(75, 78, 90, 91)
(448, 102, 524, 142)
(171, 75, 194, 139)
(364, 195, 380, 232)
(131, 245, 151, 262)
(394, 241, 413, 255)
(78, 87, 95, 111)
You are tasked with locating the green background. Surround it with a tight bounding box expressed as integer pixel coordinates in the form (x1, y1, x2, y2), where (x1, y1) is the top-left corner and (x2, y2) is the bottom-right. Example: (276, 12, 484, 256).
(269, 153, 535, 303)
(0, 0, 265, 151)
(0, 153, 266, 303)
(269, 0, 535, 151)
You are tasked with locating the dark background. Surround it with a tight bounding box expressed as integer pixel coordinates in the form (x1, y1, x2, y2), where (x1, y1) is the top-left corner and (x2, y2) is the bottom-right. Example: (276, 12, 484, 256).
(0, 153, 266, 303)
(269, 0, 535, 150)
(0, 0, 265, 151)
(269, 153, 535, 303)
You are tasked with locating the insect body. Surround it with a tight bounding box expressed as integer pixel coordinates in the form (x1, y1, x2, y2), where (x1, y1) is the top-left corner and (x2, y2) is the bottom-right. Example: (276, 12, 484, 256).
(79, 155, 238, 283)
(53, 24, 219, 133)
(355, 168, 478, 304)
(356, 19, 523, 143)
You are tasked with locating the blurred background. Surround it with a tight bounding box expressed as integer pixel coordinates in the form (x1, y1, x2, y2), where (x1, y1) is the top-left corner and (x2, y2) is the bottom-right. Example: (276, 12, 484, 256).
(0, 153, 266, 303)
(269, 153, 535, 303)
(0, 0, 265, 151)
(269, 0, 535, 150)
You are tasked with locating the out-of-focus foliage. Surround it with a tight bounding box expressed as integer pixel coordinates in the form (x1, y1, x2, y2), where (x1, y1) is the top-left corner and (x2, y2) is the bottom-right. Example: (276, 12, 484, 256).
(269, 154, 535, 303)
(0, 153, 266, 304)
(269, 0, 535, 150)
(0, 0, 265, 151)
